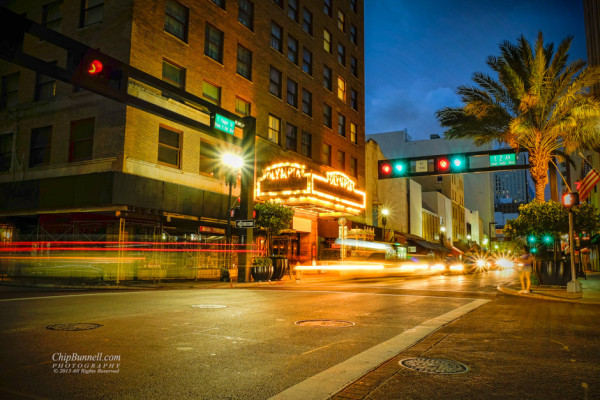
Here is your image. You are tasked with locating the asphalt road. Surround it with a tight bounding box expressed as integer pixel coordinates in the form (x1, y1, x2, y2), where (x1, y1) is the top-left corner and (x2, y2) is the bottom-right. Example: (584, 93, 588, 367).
(0, 270, 569, 400)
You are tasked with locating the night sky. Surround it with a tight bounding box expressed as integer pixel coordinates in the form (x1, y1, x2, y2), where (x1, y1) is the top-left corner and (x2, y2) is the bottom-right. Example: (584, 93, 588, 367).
(364, 0, 587, 140)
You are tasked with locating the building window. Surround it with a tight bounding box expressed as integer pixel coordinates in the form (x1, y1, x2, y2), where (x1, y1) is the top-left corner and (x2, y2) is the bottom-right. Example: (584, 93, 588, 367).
(350, 156, 357, 178)
(287, 78, 298, 108)
(158, 125, 181, 168)
(287, 35, 298, 64)
(302, 48, 312, 75)
(323, 65, 332, 91)
(324, 0, 332, 17)
(338, 150, 345, 170)
(237, 44, 252, 80)
(80, 0, 103, 27)
(337, 76, 346, 102)
(288, 0, 299, 22)
(211, 0, 226, 9)
(35, 68, 56, 101)
(202, 81, 221, 105)
(323, 29, 331, 53)
(337, 10, 345, 31)
(238, 0, 253, 30)
(286, 123, 297, 151)
(351, 0, 357, 12)
(205, 24, 224, 63)
(268, 114, 281, 144)
(271, 22, 283, 52)
(269, 66, 282, 98)
(162, 60, 185, 88)
(322, 143, 331, 166)
(350, 122, 357, 144)
(69, 117, 94, 162)
(350, 25, 358, 45)
(43, 1, 62, 32)
(337, 43, 345, 66)
(323, 103, 332, 128)
(273, 0, 283, 8)
(302, 88, 312, 116)
(0, 133, 13, 171)
(351, 89, 358, 110)
(338, 114, 346, 137)
(235, 97, 251, 116)
(351, 56, 358, 77)
(301, 131, 312, 158)
(165, 0, 188, 42)
(1, 72, 19, 109)
(29, 126, 52, 167)
(200, 140, 218, 176)
(302, 8, 313, 35)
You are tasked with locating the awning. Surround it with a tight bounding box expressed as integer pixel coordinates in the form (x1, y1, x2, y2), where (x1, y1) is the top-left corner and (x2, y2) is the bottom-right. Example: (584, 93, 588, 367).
(414, 240, 447, 253)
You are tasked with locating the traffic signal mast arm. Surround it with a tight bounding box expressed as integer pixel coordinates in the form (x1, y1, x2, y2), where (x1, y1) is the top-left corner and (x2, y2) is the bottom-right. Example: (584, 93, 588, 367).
(0, 7, 242, 145)
(378, 149, 529, 179)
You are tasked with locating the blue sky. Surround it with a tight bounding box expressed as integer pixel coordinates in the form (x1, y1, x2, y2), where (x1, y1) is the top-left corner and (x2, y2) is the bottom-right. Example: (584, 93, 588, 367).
(364, 0, 587, 140)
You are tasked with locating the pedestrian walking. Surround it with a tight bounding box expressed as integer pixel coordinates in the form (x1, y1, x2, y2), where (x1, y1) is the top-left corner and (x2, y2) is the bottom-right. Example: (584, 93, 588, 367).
(519, 247, 533, 293)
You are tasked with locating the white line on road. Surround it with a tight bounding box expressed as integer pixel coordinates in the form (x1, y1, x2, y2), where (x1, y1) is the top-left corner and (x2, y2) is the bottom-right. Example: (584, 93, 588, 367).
(269, 298, 490, 400)
(0, 291, 141, 302)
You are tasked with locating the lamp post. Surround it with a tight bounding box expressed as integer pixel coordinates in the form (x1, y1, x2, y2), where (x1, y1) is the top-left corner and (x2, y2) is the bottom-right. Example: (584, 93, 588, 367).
(381, 208, 389, 242)
(222, 152, 243, 272)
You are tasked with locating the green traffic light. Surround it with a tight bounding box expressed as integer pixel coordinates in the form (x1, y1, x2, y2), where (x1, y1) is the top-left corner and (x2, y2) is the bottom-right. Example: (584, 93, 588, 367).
(449, 155, 467, 171)
(393, 160, 407, 176)
(531, 247, 538, 254)
(528, 235, 536, 244)
(543, 235, 553, 244)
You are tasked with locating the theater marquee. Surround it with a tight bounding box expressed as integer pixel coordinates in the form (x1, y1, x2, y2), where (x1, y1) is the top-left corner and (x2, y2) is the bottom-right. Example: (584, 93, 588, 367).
(256, 163, 366, 214)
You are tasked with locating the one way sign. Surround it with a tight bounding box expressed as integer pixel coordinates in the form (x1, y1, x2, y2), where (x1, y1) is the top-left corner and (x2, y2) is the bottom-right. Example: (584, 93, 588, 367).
(235, 220, 255, 228)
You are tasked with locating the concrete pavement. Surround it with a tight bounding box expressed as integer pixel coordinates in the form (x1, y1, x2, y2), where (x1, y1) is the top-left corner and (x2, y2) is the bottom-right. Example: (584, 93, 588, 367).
(328, 271, 600, 400)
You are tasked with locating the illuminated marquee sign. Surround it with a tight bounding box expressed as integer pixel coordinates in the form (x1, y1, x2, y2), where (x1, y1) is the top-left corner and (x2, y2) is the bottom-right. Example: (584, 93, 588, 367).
(257, 163, 366, 214)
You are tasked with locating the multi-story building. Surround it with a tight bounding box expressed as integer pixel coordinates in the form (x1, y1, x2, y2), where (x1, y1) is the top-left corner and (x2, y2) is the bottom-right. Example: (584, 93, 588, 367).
(0, 1, 366, 274)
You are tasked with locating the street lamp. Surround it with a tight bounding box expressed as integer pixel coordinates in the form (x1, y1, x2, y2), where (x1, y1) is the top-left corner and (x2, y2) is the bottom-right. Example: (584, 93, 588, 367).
(381, 208, 389, 242)
(222, 152, 243, 270)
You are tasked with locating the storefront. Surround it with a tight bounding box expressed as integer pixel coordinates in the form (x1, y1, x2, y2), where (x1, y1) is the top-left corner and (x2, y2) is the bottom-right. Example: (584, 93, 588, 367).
(256, 162, 366, 264)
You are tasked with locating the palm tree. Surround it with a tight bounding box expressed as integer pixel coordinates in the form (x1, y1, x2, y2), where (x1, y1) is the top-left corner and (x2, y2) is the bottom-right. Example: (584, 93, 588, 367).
(436, 32, 600, 201)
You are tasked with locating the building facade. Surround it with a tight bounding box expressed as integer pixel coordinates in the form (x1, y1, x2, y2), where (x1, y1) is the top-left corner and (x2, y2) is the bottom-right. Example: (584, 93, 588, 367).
(0, 0, 366, 274)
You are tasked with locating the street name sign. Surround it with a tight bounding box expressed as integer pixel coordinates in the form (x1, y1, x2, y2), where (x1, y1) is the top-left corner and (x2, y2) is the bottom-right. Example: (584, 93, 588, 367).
(235, 220, 255, 228)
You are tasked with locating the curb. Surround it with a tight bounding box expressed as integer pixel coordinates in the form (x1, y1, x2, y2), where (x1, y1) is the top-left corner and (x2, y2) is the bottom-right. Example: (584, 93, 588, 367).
(495, 284, 599, 304)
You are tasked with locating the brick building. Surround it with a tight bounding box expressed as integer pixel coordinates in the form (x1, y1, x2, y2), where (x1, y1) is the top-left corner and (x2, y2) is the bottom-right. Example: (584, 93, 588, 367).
(0, 0, 366, 269)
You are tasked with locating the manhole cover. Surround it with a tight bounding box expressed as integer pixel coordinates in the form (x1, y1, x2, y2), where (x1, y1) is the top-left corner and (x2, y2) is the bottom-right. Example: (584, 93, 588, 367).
(400, 358, 469, 374)
(295, 319, 355, 327)
(46, 323, 102, 331)
(191, 304, 227, 309)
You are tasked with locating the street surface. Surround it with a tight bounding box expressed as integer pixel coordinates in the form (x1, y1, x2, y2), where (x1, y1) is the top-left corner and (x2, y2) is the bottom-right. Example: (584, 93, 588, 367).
(0, 270, 598, 399)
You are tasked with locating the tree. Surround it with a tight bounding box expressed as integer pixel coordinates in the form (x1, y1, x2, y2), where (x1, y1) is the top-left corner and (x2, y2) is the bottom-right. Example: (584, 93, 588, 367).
(503, 200, 600, 256)
(254, 201, 294, 256)
(436, 32, 600, 201)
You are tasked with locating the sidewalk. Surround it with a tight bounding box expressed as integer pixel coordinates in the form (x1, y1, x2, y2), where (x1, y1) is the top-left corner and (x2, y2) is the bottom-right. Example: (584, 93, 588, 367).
(497, 270, 600, 304)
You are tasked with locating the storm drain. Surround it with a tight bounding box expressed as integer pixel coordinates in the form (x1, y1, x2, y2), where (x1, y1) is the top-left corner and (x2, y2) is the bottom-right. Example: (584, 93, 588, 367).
(191, 304, 227, 309)
(46, 323, 102, 331)
(295, 319, 355, 327)
(400, 357, 469, 374)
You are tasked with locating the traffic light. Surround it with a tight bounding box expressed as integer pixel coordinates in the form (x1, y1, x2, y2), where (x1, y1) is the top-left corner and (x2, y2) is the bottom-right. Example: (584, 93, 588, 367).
(378, 160, 393, 179)
(543, 234, 553, 245)
(71, 49, 124, 92)
(562, 192, 579, 208)
(392, 159, 408, 176)
(527, 235, 536, 244)
(436, 156, 451, 173)
(252, 208, 259, 220)
(449, 154, 467, 172)
(230, 207, 241, 219)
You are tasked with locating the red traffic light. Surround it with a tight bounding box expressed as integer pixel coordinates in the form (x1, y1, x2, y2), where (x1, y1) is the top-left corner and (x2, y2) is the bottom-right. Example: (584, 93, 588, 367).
(562, 192, 579, 208)
(379, 161, 392, 178)
(437, 157, 450, 172)
(87, 59, 103, 75)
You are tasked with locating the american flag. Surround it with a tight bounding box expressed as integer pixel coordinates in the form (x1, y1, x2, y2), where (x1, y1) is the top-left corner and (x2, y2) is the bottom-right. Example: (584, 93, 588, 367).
(577, 158, 600, 201)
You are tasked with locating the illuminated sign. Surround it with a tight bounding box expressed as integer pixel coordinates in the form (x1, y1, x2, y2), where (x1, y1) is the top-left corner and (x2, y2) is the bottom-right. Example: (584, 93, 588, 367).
(489, 153, 516, 167)
(214, 114, 235, 134)
(257, 163, 366, 214)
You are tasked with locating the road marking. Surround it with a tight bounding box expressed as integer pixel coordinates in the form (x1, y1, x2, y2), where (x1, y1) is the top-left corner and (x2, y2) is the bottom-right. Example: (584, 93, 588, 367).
(0, 291, 144, 302)
(269, 298, 489, 400)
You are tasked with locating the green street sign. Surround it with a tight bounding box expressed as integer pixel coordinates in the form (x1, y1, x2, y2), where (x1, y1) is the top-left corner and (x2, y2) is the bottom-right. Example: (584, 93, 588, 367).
(489, 153, 516, 167)
(215, 114, 235, 134)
